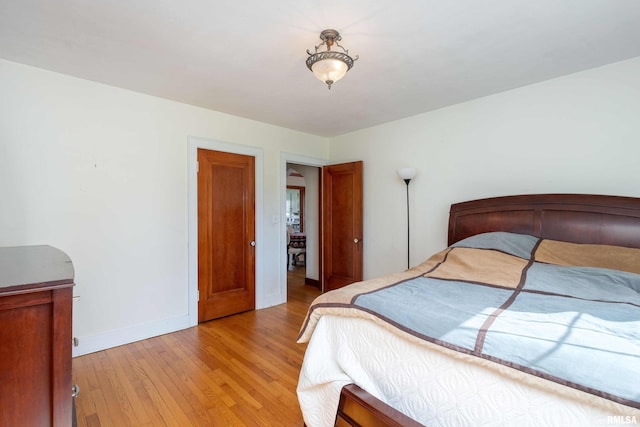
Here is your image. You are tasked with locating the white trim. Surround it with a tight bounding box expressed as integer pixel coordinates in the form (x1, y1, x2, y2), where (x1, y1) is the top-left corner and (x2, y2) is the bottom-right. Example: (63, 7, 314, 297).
(188, 137, 265, 327)
(72, 314, 190, 357)
(280, 152, 328, 300)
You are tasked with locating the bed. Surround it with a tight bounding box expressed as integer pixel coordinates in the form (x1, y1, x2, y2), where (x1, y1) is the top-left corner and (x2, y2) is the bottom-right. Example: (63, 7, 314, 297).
(297, 194, 640, 427)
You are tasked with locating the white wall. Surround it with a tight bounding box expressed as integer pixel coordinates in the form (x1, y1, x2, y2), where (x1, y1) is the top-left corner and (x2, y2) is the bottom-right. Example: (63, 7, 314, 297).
(0, 58, 329, 356)
(329, 57, 640, 280)
(4, 54, 640, 355)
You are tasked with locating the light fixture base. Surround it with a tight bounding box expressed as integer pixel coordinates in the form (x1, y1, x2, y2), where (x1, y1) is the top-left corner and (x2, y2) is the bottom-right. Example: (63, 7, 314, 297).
(319, 29, 341, 43)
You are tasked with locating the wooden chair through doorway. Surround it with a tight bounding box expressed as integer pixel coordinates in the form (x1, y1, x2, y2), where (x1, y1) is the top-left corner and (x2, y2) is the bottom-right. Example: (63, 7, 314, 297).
(287, 226, 306, 270)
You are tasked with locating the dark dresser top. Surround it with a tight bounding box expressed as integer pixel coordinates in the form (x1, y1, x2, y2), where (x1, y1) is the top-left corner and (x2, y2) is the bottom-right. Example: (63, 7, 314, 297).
(0, 245, 74, 293)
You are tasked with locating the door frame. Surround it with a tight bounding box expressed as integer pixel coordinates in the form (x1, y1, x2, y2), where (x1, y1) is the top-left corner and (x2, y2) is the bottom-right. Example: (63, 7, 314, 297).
(280, 152, 327, 300)
(188, 137, 264, 327)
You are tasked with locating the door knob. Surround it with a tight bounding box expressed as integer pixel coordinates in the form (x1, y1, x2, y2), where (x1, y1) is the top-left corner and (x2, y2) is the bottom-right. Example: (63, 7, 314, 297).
(250, 241, 256, 247)
(354, 238, 360, 243)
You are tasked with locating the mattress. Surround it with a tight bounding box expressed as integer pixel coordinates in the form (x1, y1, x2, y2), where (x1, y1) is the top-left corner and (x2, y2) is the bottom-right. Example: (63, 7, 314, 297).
(297, 232, 640, 427)
(298, 314, 638, 427)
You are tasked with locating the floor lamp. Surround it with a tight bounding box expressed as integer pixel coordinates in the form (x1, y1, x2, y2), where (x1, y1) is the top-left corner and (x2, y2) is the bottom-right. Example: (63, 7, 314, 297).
(396, 168, 417, 270)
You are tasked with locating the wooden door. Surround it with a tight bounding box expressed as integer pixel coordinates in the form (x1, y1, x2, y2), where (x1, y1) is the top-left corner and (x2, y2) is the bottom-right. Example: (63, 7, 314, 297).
(322, 161, 363, 291)
(198, 149, 255, 322)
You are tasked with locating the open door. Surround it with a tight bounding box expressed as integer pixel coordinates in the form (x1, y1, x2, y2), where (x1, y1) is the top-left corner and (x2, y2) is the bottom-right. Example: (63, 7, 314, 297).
(198, 149, 256, 321)
(322, 161, 363, 292)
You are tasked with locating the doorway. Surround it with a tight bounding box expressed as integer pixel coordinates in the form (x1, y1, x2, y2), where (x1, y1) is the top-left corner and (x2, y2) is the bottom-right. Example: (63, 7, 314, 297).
(282, 159, 364, 299)
(285, 163, 321, 298)
(286, 186, 305, 233)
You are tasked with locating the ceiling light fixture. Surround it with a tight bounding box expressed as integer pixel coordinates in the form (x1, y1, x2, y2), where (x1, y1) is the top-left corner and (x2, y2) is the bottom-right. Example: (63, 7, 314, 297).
(306, 29, 358, 90)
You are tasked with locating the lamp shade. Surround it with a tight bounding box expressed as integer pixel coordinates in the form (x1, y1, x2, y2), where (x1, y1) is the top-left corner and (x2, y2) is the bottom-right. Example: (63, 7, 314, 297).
(396, 168, 417, 180)
(311, 57, 349, 85)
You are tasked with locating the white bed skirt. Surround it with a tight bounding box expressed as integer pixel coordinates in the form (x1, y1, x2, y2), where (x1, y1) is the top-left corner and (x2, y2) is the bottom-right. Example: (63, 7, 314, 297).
(297, 315, 639, 427)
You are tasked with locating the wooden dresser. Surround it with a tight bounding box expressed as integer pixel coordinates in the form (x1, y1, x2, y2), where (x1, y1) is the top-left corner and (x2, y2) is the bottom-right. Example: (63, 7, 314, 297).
(0, 245, 75, 427)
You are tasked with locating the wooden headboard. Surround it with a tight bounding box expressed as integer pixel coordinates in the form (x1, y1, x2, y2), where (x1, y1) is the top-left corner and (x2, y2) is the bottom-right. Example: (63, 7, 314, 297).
(448, 194, 640, 249)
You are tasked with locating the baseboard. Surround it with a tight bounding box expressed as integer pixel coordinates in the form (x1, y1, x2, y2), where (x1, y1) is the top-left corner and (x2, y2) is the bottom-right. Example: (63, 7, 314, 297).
(72, 314, 191, 357)
(305, 277, 320, 289)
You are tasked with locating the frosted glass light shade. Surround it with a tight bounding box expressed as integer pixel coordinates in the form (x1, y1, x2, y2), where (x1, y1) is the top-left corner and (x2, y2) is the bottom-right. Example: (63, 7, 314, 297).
(397, 168, 417, 180)
(311, 58, 349, 85)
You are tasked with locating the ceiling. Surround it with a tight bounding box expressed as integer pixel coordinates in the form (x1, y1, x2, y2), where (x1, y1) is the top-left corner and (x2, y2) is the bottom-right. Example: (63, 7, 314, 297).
(1, 1, 640, 138)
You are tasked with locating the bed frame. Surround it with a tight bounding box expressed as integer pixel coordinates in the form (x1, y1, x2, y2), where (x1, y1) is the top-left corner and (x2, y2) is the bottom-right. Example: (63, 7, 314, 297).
(448, 193, 640, 248)
(333, 193, 640, 427)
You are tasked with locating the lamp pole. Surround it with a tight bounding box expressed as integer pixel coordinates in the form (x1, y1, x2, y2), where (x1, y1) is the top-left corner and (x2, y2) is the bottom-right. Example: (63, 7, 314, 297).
(396, 168, 417, 270)
(403, 178, 411, 270)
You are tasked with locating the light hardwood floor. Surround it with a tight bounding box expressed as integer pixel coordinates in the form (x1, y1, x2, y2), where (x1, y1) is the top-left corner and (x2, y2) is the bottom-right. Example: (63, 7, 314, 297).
(73, 266, 320, 427)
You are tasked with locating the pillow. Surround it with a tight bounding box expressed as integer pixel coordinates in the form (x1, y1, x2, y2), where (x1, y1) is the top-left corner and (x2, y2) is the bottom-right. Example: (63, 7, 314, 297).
(534, 239, 640, 275)
(451, 231, 538, 259)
